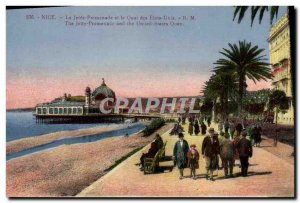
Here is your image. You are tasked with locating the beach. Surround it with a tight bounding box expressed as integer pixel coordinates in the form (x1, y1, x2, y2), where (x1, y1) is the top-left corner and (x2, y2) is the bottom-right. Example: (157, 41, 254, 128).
(6, 123, 173, 197)
(7, 123, 141, 155)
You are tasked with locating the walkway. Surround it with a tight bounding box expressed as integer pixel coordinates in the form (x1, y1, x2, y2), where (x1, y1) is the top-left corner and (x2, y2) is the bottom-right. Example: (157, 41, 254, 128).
(77, 122, 294, 197)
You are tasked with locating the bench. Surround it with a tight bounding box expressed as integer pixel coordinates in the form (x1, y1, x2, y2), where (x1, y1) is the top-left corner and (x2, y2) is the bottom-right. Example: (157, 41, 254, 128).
(143, 141, 167, 174)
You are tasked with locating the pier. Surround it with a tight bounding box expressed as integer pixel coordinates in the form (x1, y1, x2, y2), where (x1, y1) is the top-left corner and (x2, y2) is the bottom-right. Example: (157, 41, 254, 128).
(34, 113, 163, 124)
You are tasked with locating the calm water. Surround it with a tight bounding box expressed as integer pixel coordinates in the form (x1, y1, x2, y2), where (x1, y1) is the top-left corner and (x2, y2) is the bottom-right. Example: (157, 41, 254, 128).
(6, 112, 139, 142)
(7, 123, 145, 160)
(6, 111, 145, 160)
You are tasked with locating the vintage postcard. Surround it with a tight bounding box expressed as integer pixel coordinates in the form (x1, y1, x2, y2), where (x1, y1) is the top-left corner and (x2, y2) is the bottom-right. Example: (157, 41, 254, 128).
(6, 6, 295, 198)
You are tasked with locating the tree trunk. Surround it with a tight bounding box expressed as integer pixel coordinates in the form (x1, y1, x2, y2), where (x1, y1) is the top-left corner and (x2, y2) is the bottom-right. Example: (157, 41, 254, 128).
(274, 107, 279, 147)
(238, 74, 244, 117)
(212, 99, 217, 122)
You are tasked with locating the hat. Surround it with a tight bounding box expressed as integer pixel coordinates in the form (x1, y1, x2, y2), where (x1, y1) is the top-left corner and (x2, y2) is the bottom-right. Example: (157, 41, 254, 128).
(208, 127, 215, 132)
(178, 133, 184, 138)
(190, 144, 196, 148)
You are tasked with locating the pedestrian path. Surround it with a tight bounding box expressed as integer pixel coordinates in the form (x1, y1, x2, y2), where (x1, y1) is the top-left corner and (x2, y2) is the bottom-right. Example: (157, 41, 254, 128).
(77, 122, 294, 197)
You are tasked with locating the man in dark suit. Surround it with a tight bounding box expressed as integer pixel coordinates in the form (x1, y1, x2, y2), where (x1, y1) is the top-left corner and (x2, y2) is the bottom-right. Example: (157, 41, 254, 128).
(202, 128, 220, 181)
(237, 130, 253, 177)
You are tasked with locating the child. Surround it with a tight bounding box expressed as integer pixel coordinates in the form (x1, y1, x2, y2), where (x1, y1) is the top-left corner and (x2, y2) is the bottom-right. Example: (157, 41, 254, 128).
(187, 144, 200, 179)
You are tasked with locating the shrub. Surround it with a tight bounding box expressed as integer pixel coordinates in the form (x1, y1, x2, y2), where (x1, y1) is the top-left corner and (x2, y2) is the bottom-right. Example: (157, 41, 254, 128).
(142, 118, 165, 137)
(164, 118, 176, 123)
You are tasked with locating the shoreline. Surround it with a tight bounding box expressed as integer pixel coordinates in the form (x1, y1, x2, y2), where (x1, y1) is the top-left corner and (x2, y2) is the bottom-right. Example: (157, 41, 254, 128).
(7, 122, 142, 155)
(6, 123, 173, 197)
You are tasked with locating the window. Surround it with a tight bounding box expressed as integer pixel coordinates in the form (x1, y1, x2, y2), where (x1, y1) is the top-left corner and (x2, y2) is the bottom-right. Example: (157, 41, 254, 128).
(54, 108, 58, 114)
(49, 108, 53, 114)
(43, 108, 47, 114)
(37, 108, 42, 114)
(78, 108, 83, 114)
(68, 108, 72, 114)
(64, 108, 67, 114)
(73, 108, 77, 114)
(59, 108, 63, 114)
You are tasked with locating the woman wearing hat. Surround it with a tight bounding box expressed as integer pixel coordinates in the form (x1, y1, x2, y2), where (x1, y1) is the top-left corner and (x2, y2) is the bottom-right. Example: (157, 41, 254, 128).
(173, 133, 189, 179)
(187, 144, 200, 179)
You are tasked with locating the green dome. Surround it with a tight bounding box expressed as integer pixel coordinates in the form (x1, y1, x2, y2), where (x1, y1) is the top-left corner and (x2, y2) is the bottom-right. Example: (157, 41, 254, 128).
(92, 79, 116, 101)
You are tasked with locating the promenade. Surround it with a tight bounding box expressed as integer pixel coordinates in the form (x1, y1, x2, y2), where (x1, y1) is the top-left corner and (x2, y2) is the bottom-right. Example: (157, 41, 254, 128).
(78, 122, 294, 197)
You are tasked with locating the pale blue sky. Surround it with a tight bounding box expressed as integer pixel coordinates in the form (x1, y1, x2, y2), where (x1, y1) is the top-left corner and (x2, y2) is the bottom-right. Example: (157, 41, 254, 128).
(6, 6, 287, 108)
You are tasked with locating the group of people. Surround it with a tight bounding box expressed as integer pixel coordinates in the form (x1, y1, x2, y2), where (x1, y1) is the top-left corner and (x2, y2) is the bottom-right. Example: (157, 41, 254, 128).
(139, 116, 260, 181)
(248, 124, 262, 147)
(188, 119, 200, 136)
(173, 127, 253, 181)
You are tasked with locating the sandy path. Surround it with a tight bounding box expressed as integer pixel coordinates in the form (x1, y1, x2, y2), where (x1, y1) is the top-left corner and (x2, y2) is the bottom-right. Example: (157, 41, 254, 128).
(6, 124, 173, 197)
(78, 123, 294, 197)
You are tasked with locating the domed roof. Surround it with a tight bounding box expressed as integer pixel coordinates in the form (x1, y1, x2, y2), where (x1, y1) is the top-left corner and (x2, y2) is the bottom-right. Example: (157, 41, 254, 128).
(92, 78, 116, 100)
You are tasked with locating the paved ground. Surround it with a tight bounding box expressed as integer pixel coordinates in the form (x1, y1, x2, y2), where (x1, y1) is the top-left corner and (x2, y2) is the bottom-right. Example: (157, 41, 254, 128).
(77, 123, 295, 198)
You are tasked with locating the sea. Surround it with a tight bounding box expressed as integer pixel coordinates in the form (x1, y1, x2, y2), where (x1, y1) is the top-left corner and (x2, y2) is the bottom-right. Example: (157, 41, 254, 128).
(6, 111, 146, 160)
(6, 112, 143, 142)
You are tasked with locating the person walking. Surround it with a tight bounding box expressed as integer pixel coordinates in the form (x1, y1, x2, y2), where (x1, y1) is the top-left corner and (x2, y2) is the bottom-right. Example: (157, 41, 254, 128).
(253, 124, 262, 147)
(201, 128, 219, 181)
(237, 131, 253, 177)
(207, 116, 211, 127)
(218, 120, 223, 133)
(248, 124, 255, 146)
(220, 133, 234, 177)
(173, 133, 189, 179)
(229, 120, 235, 140)
(187, 144, 200, 180)
(235, 122, 243, 137)
(201, 122, 207, 136)
(213, 132, 221, 170)
(188, 121, 194, 136)
(232, 133, 241, 167)
(194, 120, 200, 136)
(224, 119, 230, 134)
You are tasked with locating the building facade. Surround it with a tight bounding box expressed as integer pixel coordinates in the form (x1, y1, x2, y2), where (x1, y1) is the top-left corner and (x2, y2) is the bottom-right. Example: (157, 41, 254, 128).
(268, 14, 294, 125)
(35, 78, 116, 116)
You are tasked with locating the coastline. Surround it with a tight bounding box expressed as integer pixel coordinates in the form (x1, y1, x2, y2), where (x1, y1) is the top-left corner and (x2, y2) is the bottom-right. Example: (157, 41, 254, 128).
(6, 123, 173, 197)
(7, 123, 141, 155)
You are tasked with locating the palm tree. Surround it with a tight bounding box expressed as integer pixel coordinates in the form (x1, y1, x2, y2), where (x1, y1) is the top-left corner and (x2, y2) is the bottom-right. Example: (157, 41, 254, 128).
(213, 40, 272, 117)
(233, 6, 279, 26)
(233, 6, 295, 108)
(202, 71, 237, 121)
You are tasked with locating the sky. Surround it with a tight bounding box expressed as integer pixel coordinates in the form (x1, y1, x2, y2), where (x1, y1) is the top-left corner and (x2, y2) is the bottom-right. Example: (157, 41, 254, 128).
(6, 6, 287, 109)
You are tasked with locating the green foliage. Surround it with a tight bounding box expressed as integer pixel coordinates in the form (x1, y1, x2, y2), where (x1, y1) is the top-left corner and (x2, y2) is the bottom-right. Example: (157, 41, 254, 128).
(243, 89, 271, 115)
(233, 6, 279, 26)
(202, 70, 238, 118)
(213, 40, 272, 115)
(200, 98, 213, 115)
(164, 118, 177, 123)
(268, 90, 290, 112)
(244, 103, 265, 115)
(142, 118, 165, 137)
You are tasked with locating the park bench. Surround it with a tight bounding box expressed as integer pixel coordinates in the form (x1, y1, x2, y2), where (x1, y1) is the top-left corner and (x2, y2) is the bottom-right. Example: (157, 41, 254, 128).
(143, 141, 168, 174)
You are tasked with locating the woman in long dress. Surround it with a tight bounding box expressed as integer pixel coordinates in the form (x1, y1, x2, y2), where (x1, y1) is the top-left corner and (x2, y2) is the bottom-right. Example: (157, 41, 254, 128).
(188, 121, 194, 136)
(173, 133, 189, 179)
